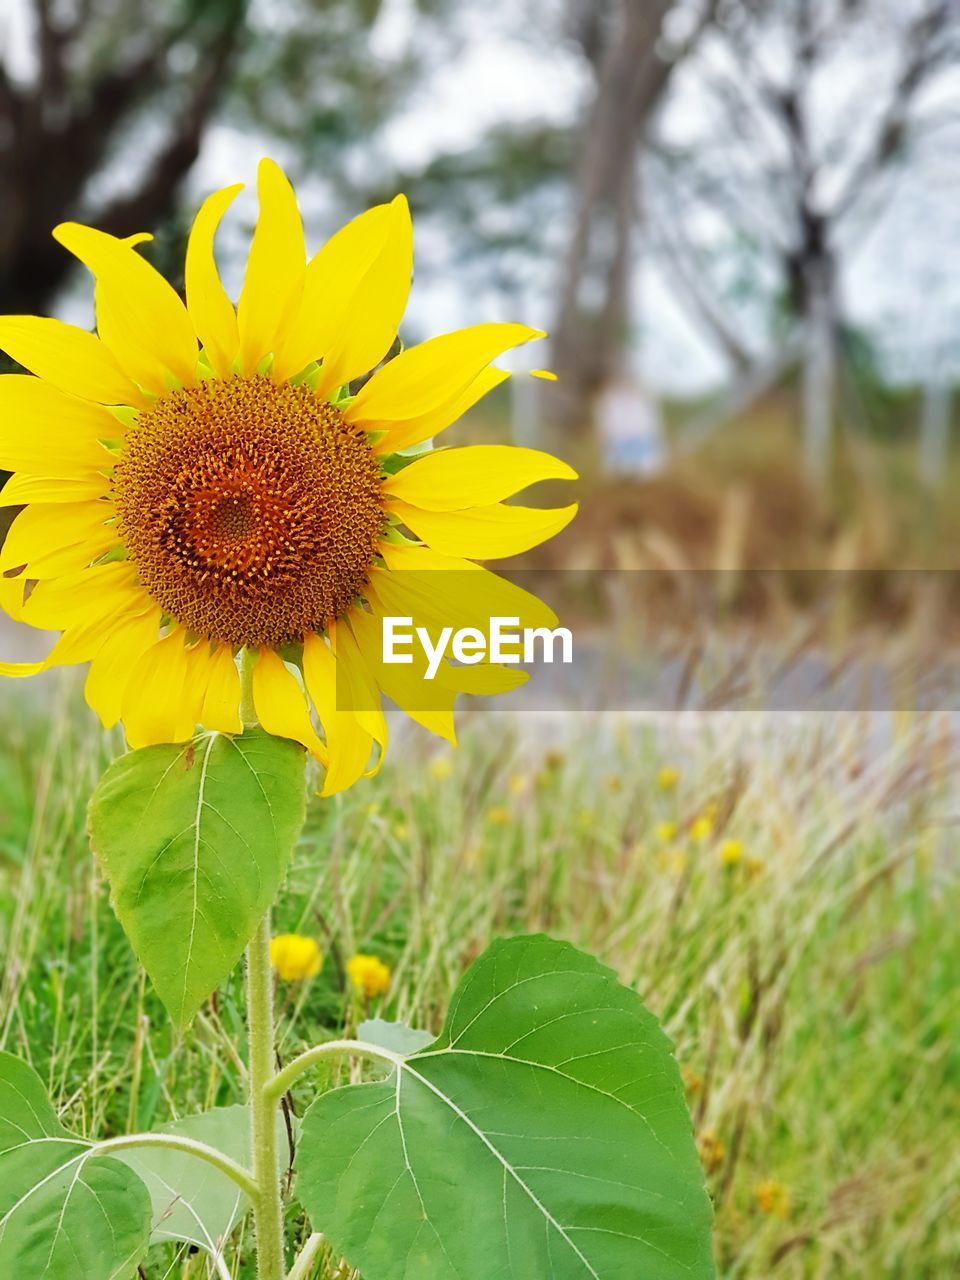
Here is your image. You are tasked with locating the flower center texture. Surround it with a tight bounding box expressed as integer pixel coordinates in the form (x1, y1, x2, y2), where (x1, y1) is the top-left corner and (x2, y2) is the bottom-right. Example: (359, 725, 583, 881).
(113, 377, 385, 648)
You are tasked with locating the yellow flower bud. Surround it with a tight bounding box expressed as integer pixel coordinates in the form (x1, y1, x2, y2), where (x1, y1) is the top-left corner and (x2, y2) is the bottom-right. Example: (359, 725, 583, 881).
(719, 839, 744, 867)
(656, 766, 680, 791)
(269, 934, 323, 982)
(429, 754, 454, 782)
(690, 816, 713, 844)
(347, 952, 392, 999)
(754, 1180, 790, 1219)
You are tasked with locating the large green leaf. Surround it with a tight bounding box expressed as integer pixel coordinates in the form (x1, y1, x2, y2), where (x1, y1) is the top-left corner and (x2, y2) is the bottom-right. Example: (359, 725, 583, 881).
(116, 1105, 270, 1260)
(297, 935, 714, 1280)
(0, 1051, 151, 1279)
(89, 729, 307, 1028)
(357, 1019, 435, 1057)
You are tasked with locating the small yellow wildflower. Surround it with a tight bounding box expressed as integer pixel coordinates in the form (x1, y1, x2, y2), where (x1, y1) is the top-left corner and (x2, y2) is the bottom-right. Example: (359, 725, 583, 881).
(393, 821, 409, 841)
(508, 773, 528, 797)
(543, 749, 566, 772)
(755, 1180, 790, 1219)
(347, 953, 392, 999)
(269, 934, 323, 982)
(698, 1129, 725, 1173)
(657, 765, 680, 792)
(719, 839, 744, 867)
(428, 754, 454, 782)
(681, 1065, 703, 1095)
(690, 815, 713, 844)
(745, 855, 765, 880)
(656, 847, 688, 876)
(487, 806, 511, 827)
(655, 820, 678, 843)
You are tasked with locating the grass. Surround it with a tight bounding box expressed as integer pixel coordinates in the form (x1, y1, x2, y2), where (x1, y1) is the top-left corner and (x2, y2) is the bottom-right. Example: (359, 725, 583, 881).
(1, 671, 958, 1278)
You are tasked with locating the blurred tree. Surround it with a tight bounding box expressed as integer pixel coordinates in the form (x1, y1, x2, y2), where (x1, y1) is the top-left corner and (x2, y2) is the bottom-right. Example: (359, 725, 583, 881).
(0, 0, 461, 316)
(357, 0, 717, 461)
(0, 0, 248, 313)
(649, 0, 959, 478)
(545, 0, 717, 448)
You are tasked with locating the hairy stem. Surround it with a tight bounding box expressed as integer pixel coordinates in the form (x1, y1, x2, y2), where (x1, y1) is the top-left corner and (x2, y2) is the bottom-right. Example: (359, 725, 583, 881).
(248, 910, 286, 1280)
(240, 647, 258, 726)
(264, 1038, 403, 1105)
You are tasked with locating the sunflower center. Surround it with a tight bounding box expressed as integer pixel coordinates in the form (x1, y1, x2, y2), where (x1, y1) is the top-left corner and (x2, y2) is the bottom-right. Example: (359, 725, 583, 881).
(113, 376, 385, 649)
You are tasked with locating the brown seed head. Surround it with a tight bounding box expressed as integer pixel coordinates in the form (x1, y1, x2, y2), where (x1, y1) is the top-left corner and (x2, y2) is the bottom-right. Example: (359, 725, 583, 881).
(113, 376, 385, 648)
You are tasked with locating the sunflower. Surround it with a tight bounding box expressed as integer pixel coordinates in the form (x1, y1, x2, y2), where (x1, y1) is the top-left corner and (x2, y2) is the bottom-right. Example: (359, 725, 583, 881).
(0, 159, 576, 794)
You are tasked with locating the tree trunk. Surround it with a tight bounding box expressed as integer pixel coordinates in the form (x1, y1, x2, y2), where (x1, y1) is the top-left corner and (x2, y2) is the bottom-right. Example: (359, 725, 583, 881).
(545, 0, 673, 463)
(802, 260, 836, 485)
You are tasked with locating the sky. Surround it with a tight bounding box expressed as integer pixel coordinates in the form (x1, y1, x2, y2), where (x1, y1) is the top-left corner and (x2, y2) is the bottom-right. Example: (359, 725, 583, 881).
(2, 0, 958, 393)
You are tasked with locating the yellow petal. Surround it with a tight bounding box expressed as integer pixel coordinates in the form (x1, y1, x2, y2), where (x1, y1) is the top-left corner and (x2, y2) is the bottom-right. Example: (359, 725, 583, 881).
(46, 604, 143, 666)
(200, 644, 243, 736)
(0, 657, 49, 678)
(182, 640, 218, 731)
(347, 322, 542, 425)
(369, 558, 534, 702)
(22, 563, 146, 631)
(0, 473, 110, 507)
(0, 376, 119, 473)
(336, 624, 389, 754)
(252, 647, 326, 761)
(0, 501, 117, 577)
(0, 572, 28, 623)
(54, 222, 198, 392)
(384, 445, 577, 510)
(185, 184, 244, 379)
(302, 631, 376, 796)
(373, 543, 557, 633)
(314, 195, 413, 395)
(0, 316, 146, 407)
(94, 236, 168, 395)
(273, 202, 394, 383)
(435, 663, 529, 695)
(237, 160, 305, 374)
(387, 499, 578, 559)
(530, 368, 557, 381)
(121, 629, 196, 748)
(371, 366, 509, 456)
(350, 602, 457, 743)
(84, 606, 162, 728)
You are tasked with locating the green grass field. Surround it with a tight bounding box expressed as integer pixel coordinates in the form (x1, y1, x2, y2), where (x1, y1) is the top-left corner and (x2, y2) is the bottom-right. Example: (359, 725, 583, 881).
(1, 672, 957, 1278)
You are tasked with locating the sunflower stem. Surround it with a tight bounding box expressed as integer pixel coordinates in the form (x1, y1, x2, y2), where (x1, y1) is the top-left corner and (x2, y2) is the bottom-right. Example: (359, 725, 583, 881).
(240, 647, 258, 726)
(247, 910, 286, 1280)
(240, 649, 286, 1280)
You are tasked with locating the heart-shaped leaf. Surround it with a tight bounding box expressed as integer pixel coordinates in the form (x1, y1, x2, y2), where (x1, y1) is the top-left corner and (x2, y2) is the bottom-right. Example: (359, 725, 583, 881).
(116, 1105, 257, 1260)
(297, 935, 714, 1280)
(89, 729, 307, 1028)
(357, 1019, 435, 1057)
(0, 1052, 152, 1278)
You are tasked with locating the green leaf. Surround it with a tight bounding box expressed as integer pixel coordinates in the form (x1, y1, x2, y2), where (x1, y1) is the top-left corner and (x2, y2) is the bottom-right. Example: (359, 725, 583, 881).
(0, 1052, 152, 1279)
(358, 1019, 435, 1057)
(297, 935, 714, 1280)
(89, 729, 307, 1028)
(115, 1105, 267, 1259)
